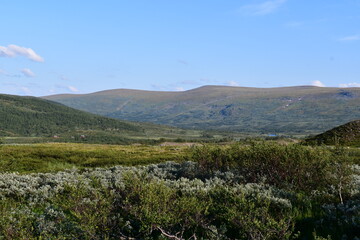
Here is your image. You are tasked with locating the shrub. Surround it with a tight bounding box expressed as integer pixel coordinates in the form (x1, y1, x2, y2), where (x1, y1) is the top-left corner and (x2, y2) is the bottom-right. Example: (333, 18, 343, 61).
(0, 163, 301, 239)
(191, 142, 354, 197)
(0, 145, 358, 239)
(208, 186, 295, 239)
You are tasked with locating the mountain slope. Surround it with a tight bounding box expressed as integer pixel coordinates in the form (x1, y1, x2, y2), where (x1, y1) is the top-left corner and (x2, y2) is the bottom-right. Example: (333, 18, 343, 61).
(44, 85, 360, 135)
(0, 94, 199, 142)
(305, 120, 360, 146)
(0, 94, 140, 137)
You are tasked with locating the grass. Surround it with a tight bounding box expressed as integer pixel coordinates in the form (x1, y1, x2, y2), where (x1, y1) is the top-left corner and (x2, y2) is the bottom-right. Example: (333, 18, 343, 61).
(0, 143, 190, 173)
(1, 141, 358, 174)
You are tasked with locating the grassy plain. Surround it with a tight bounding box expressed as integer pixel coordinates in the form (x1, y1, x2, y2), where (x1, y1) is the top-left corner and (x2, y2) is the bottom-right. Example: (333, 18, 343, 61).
(0, 143, 190, 173)
(1, 141, 359, 174)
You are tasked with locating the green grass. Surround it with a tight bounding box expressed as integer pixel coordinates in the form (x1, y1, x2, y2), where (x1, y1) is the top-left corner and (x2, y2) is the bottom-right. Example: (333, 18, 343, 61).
(0, 143, 190, 173)
(1, 140, 357, 174)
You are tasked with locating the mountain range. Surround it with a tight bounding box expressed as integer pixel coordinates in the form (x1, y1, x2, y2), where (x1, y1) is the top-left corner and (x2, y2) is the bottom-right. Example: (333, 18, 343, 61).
(44, 85, 360, 136)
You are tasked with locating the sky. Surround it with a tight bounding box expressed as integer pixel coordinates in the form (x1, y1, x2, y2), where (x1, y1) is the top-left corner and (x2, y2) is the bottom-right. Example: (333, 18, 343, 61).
(1, 0, 360, 96)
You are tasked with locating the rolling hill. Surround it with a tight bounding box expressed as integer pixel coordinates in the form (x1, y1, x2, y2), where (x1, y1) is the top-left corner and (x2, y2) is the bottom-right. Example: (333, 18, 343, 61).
(0, 93, 201, 143)
(44, 85, 360, 135)
(305, 119, 360, 147)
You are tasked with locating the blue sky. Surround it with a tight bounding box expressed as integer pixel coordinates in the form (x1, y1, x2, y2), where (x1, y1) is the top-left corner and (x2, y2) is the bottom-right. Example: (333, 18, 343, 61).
(1, 0, 360, 96)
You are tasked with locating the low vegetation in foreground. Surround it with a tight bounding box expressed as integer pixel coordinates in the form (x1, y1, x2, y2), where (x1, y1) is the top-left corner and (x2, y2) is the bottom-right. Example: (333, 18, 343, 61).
(0, 142, 359, 239)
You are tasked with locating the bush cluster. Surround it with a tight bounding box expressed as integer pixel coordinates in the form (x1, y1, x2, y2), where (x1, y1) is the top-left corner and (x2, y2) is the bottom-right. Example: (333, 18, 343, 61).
(0, 163, 296, 239)
(0, 143, 359, 239)
(191, 143, 355, 196)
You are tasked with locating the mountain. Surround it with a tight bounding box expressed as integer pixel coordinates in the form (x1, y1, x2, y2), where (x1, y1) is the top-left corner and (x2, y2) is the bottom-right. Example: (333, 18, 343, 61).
(44, 85, 360, 135)
(0, 93, 199, 143)
(305, 120, 360, 147)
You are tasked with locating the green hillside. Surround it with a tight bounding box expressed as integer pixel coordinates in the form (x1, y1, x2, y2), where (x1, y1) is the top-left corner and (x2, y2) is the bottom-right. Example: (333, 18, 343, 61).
(0, 94, 139, 136)
(44, 85, 360, 135)
(0, 94, 202, 143)
(305, 119, 360, 147)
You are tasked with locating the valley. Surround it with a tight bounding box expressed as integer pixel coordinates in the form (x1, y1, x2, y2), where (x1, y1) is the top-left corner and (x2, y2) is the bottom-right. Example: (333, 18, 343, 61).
(2, 1, 360, 238)
(1, 88, 360, 239)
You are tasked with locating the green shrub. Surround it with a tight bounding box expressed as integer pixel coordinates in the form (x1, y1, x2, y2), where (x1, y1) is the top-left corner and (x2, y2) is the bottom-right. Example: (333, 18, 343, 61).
(120, 172, 214, 239)
(208, 186, 295, 239)
(191, 142, 354, 197)
(0, 144, 358, 239)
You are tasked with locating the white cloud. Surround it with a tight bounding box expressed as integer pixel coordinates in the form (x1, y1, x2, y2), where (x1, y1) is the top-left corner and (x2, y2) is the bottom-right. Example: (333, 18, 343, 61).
(68, 86, 79, 92)
(311, 80, 325, 87)
(339, 82, 360, 88)
(239, 0, 287, 16)
(227, 81, 240, 87)
(0, 44, 44, 62)
(175, 87, 185, 91)
(0, 82, 36, 95)
(21, 68, 36, 77)
(50, 85, 80, 94)
(338, 35, 360, 42)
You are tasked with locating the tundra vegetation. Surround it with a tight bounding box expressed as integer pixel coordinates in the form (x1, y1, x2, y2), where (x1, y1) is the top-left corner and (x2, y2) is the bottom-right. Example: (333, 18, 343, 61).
(0, 142, 359, 239)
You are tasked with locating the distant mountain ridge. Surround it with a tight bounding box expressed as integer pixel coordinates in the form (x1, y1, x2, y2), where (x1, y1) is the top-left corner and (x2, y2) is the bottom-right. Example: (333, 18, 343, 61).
(44, 85, 360, 135)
